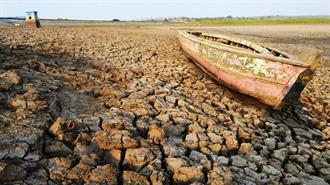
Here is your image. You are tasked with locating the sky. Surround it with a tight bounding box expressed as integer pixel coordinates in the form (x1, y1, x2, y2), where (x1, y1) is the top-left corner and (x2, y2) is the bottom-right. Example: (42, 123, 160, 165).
(0, 0, 329, 20)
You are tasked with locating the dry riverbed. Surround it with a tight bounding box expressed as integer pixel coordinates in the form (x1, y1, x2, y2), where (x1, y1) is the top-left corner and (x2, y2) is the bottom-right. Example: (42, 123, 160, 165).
(0, 25, 329, 185)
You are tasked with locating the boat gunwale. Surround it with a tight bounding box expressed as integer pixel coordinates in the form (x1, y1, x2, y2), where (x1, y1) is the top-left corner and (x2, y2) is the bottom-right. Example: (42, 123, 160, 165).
(200, 32, 297, 59)
(200, 32, 274, 55)
(179, 30, 310, 68)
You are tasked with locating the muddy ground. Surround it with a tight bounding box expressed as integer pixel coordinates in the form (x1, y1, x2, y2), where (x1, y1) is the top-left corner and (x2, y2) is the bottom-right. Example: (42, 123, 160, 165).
(0, 25, 329, 185)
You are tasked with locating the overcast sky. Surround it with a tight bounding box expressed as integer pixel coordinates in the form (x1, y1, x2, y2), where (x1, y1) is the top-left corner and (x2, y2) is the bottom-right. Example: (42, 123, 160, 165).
(0, 0, 329, 20)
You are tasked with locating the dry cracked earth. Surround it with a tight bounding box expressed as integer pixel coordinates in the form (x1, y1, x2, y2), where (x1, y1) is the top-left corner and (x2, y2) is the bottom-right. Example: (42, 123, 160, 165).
(0, 26, 329, 185)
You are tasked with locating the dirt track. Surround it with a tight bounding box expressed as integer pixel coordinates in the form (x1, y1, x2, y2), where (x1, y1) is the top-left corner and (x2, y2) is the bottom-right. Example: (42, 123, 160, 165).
(0, 25, 329, 185)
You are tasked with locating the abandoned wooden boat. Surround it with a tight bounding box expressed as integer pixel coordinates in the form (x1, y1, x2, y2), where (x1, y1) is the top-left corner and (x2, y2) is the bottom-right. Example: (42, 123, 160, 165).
(178, 31, 322, 108)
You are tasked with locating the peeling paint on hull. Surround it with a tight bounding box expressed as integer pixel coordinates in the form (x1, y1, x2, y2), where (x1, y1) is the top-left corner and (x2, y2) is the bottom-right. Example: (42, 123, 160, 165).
(178, 31, 319, 108)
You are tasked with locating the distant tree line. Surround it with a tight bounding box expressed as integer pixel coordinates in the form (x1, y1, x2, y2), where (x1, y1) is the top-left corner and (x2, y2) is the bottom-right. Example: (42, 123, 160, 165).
(139, 15, 291, 23)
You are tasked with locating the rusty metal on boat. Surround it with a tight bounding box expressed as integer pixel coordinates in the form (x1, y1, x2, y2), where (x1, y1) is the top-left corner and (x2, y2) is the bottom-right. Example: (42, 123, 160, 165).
(178, 31, 322, 108)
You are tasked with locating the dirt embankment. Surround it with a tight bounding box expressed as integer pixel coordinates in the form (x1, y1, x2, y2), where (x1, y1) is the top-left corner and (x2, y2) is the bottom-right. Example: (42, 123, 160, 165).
(0, 26, 329, 185)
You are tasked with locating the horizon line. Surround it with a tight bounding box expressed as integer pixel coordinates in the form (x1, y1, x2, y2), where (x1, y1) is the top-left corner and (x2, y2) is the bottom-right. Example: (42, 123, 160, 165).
(1, 15, 330, 21)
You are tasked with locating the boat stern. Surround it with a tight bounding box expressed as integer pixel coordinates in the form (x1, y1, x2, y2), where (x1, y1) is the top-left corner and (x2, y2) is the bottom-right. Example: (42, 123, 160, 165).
(299, 48, 323, 71)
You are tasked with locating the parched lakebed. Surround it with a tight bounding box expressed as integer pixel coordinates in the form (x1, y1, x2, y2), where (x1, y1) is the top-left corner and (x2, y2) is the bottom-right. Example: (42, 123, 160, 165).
(0, 26, 329, 185)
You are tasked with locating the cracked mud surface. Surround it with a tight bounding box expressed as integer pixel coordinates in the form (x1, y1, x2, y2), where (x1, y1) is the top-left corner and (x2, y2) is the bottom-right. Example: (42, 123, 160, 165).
(0, 26, 329, 185)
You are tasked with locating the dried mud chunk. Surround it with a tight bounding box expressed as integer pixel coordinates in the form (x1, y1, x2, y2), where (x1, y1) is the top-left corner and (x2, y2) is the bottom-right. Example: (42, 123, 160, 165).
(189, 123, 205, 134)
(123, 171, 150, 185)
(124, 147, 156, 171)
(189, 150, 212, 170)
(197, 133, 209, 148)
(173, 117, 192, 126)
(86, 164, 118, 184)
(48, 117, 82, 141)
(197, 115, 215, 128)
(231, 155, 248, 167)
(207, 166, 233, 185)
(139, 159, 163, 177)
(163, 137, 186, 157)
(173, 167, 205, 184)
(202, 103, 217, 117)
(101, 117, 125, 131)
(132, 108, 150, 117)
(166, 157, 205, 184)
(155, 113, 170, 122)
(207, 132, 223, 143)
(264, 137, 276, 150)
(322, 127, 330, 140)
(262, 165, 281, 176)
(0, 70, 21, 90)
(93, 130, 139, 150)
(238, 127, 251, 142)
(165, 95, 177, 104)
(48, 157, 72, 180)
(99, 108, 135, 131)
(121, 98, 156, 116)
(148, 124, 165, 144)
(213, 156, 229, 166)
(166, 157, 188, 172)
(185, 133, 199, 150)
(225, 136, 239, 151)
(272, 148, 288, 161)
(209, 143, 222, 154)
(284, 162, 300, 175)
(153, 98, 169, 112)
(238, 143, 253, 154)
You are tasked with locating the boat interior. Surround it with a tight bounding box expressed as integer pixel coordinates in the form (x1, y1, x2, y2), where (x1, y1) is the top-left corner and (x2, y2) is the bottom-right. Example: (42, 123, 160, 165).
(188, 31, 290, 59)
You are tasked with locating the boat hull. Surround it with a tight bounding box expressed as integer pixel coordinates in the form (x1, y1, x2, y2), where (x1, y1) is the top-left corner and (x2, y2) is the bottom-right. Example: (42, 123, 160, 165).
(178, 31, 309, 107)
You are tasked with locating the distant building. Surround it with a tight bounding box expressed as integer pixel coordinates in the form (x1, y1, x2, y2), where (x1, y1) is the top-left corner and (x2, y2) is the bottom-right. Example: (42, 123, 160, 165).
(25, 11, 41, 28)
